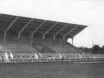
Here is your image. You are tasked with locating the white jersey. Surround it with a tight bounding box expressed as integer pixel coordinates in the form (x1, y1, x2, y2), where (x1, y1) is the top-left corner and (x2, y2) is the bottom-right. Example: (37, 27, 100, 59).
(4, 52, 9, 62)
(35, 53, 38, 59)
(10, 53, 14, 59)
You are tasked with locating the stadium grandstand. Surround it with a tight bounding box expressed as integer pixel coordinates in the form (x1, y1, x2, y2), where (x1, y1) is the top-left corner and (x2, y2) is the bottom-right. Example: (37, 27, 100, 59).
(0, 13, 89, 62)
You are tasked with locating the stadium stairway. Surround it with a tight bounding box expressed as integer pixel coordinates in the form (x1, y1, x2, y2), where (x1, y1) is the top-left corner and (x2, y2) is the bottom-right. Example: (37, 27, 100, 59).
(33, 45, 56, 53)
(32, 42, 84, 53)
(33, 46, 43, 53)
(44, 43, 75, 53)
(32, 42, 56, 53)
(43, 45, 56, 53)
(24, 45, 39, 53)
(44, 42, 84, 53)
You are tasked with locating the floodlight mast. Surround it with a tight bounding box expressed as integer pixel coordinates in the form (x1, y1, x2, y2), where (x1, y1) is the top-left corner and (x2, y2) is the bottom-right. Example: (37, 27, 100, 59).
(4, 17, 18, 46)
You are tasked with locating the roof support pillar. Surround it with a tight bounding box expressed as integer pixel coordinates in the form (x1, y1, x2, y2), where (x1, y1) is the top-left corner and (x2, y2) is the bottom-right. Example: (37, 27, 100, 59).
(53, 24, 69, 40)
(43, 22, 58, 46)
(18, 37, 20, 45)
(62, 39, 65, 47)
(72, 37, 74, 45)
(31, 37, 33, 46)
(18, 18, 33, 44)
(43, 38, 45, 46)
(31, 20, 46, 46)
(4, 17, 18, 46)
(63, 25, 78, 46)
(63, 25, 78, 41)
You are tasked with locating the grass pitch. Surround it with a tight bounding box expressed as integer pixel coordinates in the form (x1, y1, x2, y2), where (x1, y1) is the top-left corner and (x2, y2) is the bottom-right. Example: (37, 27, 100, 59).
(0, 61, 104, 78)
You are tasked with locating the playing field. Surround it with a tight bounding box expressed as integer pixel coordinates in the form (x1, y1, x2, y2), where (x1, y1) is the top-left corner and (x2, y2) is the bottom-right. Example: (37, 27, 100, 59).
(0, 61, 104, 78)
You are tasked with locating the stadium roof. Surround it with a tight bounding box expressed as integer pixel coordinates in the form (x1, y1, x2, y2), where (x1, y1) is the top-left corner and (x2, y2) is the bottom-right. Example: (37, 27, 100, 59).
(0, 13, 87, 38)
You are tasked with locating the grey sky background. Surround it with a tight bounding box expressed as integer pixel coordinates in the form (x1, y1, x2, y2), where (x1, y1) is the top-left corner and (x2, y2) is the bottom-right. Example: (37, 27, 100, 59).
(0, 0, 104, 48)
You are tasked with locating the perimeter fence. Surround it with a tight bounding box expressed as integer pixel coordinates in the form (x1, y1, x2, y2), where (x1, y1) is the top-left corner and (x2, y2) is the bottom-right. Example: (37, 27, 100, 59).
(0, 52, 104, 63)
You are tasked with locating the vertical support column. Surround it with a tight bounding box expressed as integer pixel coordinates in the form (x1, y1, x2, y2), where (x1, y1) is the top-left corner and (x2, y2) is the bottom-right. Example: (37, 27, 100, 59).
(31, 20, 46, 46)
(18, 37, 20, 45)
(31, 37, 33, 46)
(53, 37, 55, 46)
(18, 18, 33, 45)
(72, 37, 74, 45)
(43, 37, 45, 46)
(42, 22, 58, 46)
(4, 36, 6, 46)
(4, 17, 18, 46)
(63, 25, 78, 47)
(63, 36, 68, 47)
(63, 38, 65, 47)
(53, 24, 68, 47)
(53, 36, 56, 46)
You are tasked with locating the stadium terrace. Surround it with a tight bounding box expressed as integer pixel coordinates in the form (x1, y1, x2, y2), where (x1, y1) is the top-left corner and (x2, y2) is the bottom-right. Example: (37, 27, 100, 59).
(0, 13, 93, 63)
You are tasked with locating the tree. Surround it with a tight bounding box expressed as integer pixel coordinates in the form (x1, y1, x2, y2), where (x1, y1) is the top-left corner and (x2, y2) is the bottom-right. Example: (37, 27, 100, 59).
(102, 46, 104, 51)
(78, 46, 92, 52)
(92, 45, 101, 54)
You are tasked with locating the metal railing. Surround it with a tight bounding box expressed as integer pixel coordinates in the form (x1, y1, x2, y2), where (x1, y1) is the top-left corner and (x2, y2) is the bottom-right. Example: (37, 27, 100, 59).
(0, 53, 104, 63)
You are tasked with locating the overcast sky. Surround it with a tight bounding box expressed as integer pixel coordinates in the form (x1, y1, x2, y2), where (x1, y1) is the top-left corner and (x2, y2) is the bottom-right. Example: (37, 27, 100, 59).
(0, 0, 104, 48)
